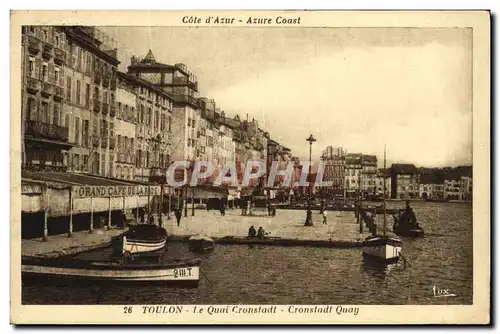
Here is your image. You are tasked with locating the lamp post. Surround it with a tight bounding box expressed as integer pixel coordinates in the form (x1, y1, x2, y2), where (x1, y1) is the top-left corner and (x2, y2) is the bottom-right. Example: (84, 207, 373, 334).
(304, 134, 316, 226)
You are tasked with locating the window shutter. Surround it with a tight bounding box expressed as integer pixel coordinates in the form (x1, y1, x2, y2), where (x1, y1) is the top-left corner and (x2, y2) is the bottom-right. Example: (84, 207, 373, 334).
(35, 58, 42, 80)
(48, 63, 55, 83)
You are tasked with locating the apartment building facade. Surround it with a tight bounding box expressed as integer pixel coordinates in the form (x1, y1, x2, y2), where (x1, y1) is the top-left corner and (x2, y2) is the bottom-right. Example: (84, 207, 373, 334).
(21, 25, 71, 171)
(344, 153, 362, 198)
(320, 146, 346, 197)
(62, 26, 119, 177)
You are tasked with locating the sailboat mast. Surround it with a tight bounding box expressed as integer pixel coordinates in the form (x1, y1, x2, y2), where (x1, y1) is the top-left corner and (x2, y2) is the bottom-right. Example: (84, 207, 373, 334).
(383, 145, 387, 236)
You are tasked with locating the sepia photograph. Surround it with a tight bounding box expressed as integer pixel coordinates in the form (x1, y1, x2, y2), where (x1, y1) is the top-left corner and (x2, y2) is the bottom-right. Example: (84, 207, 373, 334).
(10, 10, 490, 324)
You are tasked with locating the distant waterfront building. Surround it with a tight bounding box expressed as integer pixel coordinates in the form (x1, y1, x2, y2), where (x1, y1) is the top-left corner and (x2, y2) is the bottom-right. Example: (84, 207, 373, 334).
(321, 146, 346, 197)
(419, 172, 444, 200)
(390, 164, 419, 199)
(375, 168, 391, 198)
(361, 155, 378, 196)
(444, 172, 462, 200)
(460, 176, 472, 201)
(344, 153, 362, 198)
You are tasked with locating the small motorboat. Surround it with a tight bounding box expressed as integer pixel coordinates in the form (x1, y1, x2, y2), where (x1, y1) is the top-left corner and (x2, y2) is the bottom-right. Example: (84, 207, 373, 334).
(112, 224, 168, 256)
(21, 256, 201, 287)
(188, 235, 215, 253)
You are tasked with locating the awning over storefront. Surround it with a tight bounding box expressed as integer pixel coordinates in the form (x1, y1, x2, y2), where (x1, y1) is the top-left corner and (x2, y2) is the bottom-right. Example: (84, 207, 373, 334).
(21, 171, 160, 216)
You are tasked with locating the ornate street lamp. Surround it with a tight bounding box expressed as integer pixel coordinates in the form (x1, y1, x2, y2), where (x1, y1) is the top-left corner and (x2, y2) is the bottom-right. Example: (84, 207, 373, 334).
(305, 134, 316, 226)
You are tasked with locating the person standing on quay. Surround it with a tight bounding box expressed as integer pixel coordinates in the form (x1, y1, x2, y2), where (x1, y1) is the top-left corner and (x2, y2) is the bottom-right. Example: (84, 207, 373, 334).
(322, 210, 328, 225)
(175, 209, 182, 226)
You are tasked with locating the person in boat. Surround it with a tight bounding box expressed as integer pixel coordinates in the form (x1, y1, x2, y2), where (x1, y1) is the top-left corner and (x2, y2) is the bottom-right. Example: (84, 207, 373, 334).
(248, 225, 257, 239)
(392, 213, 400, 232)
(402, 201, 417, 228)
(257, 227, 266, 239)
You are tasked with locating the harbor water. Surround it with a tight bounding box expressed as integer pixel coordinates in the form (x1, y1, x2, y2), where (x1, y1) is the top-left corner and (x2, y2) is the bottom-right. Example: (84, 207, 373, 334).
(22, 202, 473, 305)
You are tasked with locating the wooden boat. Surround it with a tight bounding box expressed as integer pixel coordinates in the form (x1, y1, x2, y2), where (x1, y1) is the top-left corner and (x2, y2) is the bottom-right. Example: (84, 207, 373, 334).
(362, 235, 403, 264)
(21, 256, 201, 287)
(188, 235, 215, 253)
(362, 145, 403, 263)
(112, 224, 168, 255)
(391, 210, 425, 238)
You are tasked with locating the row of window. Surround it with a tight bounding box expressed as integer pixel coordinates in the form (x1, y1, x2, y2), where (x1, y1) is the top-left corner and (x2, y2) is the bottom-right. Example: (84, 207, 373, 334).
(27, 57, 63, 86)
(119, 80, 172, 110)
(25, 98, 62, 126)
(134, 150, 170, 169)
(66, 77, 115, 108)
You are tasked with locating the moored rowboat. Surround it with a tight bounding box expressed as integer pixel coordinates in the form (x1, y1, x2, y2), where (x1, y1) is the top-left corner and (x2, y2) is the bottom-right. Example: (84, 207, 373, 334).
(112, 224, 168, 255)
(362, 235, 403, 264)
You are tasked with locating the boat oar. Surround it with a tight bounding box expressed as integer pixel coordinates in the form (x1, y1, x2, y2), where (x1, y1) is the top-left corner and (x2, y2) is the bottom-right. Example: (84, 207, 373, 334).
(398, 251, 412, 267)
(200, 268, 214, 286)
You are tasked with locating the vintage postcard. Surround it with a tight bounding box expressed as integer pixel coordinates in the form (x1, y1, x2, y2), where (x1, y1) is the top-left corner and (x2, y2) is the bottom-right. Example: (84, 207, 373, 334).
(10, 10, 490, 325)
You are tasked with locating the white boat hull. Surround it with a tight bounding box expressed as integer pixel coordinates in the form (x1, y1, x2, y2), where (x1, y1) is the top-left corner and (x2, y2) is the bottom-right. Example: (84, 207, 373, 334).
(122, 236, 167, 255)
(22, 264, 199, 282)
(362, 244, 402, 262)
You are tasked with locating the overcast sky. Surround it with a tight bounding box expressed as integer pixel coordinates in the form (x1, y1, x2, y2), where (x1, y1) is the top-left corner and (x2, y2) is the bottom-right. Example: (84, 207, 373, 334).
(101, 26, 472, 168)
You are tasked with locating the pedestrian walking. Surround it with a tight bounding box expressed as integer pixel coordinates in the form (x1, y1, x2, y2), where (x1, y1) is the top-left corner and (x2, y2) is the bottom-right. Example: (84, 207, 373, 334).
(175, 209, 182, 226)
(322, 210, 328, 225)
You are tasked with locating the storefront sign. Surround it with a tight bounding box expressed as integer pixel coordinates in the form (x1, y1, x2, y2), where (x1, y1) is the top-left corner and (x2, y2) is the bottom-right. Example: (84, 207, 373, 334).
(72, 185, 161, 198)
(21, 184, 43, 195)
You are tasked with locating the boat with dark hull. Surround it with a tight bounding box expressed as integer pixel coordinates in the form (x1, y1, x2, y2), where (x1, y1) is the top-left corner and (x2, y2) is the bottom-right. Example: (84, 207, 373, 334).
(391, 210, 425, 238)
(21, 256, 200, 287)
(188, 235, 215, 253)
(112, 224, 168, 255)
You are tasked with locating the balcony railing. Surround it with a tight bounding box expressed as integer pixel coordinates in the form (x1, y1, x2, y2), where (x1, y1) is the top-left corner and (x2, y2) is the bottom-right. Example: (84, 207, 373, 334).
(42, 43, 53, 60)
(27, 36, 41, 54)
(41, 82, 54, 97)
(175, 94, 200, 107)
(109, 137, 116, 149)
(54, 86, 64, 100)
(102, 102, 109, 115)
(173, 76, 198, 90)
(26, 77, 41, 93)
(24, 120, 69, 142)
(54, 48, 65, 65)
